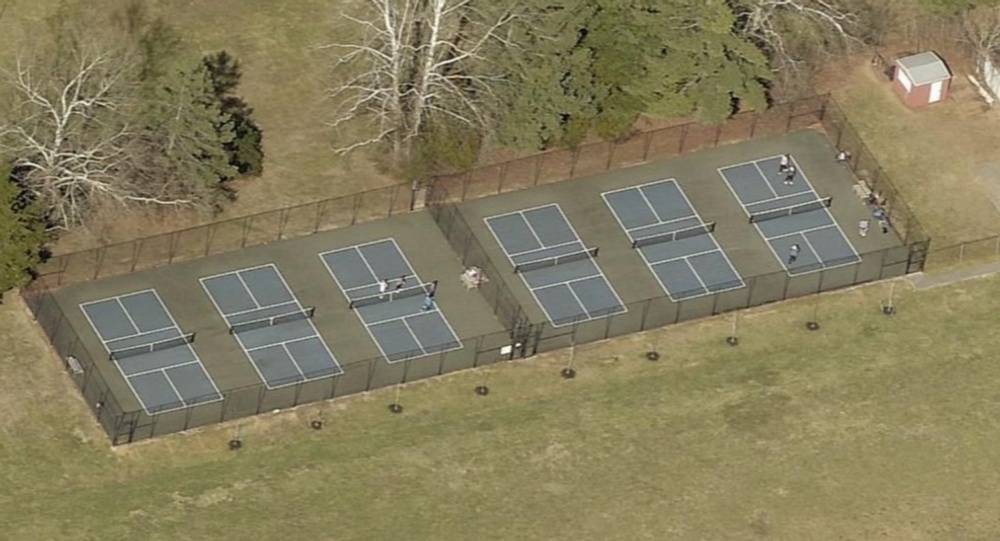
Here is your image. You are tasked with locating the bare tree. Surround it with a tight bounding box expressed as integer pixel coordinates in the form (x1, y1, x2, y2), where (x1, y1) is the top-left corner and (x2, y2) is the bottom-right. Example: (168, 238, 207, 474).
(321, 0, 516, 164)
(731, 0, 873, 87)
(0, 47, 194, 229)
(962, 5, 1000, 61)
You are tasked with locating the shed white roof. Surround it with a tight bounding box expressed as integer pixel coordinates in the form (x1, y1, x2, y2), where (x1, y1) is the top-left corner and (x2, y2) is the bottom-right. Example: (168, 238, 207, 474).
(896, 52, 951, 85)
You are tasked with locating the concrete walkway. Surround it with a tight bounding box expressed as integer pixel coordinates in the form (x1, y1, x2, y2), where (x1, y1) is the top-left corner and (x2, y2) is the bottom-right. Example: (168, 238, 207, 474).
(908, 259, 1000, 289)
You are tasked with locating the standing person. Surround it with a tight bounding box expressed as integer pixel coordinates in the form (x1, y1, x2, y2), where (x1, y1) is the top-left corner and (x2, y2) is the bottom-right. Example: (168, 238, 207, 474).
(778, 154, 790, 174)
(421, 292, 435, 311)
(858, 219, 870, 238)
(378, 278, 389, 299)
(879, 218, 890, 234)
(784, 165, 797, 186)
(427, 279, 438, 297)
(395, 274, 407, 290)
(787, 243, 800, 264)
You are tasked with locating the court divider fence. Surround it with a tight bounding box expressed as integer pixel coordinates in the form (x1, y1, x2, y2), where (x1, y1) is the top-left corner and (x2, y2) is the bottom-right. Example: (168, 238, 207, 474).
(19, 93, 934, 445)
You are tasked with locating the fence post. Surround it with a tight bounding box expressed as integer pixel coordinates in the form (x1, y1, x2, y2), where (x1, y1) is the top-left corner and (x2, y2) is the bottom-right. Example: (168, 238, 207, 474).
(92, 247, 106, 281)
(533, 154, 543, 186)
(497, 163, 508, 194)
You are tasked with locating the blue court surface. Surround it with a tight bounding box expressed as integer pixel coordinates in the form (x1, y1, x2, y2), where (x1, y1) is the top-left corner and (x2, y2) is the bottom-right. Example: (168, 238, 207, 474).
(200, 264, 343, 388)
(719, 155, 861, 276)
(602, 179, 745, 301)
(320, 238, 462, 363)
(485, 204, 626, 327)
(80, 289, 222, 415)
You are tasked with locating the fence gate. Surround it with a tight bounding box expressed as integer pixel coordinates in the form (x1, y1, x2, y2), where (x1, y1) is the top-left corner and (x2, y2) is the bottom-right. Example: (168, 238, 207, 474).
(907, 240, 930, 273)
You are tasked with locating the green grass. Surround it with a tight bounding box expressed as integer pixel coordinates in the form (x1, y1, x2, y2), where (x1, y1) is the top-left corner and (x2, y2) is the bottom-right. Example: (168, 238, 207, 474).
(5, 274, 1000, 539)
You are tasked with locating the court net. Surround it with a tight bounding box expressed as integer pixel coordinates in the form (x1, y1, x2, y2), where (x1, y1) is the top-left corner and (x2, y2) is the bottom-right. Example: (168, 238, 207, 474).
(749, 197, 832, 224)
(109, 333, 195, 361)
(349, 283, 433, 309)
(513, 247, 599, 274)
(631, 222, 715, 249)
(228, 307, 315, 335)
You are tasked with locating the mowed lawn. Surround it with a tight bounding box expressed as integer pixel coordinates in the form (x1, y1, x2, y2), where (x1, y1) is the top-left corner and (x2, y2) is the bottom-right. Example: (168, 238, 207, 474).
(831, 59, 1000, 251)
(3, 273, 1000, 540)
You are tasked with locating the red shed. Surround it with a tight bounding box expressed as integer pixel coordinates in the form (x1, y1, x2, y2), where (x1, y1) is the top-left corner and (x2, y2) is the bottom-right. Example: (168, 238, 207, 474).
(892, 52, 952, 107)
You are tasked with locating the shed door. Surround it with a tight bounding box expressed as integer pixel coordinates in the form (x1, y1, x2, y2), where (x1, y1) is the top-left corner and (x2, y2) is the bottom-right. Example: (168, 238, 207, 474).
(929, 81, 944, 103)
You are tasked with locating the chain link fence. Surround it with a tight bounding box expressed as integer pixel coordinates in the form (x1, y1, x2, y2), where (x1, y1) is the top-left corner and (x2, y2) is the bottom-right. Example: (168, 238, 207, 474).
(19, 93, 933, 444)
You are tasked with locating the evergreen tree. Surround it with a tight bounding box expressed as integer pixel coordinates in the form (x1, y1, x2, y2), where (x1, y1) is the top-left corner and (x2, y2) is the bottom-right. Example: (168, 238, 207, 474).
(132, 61, 238, 203)
(0, 164, 47, 297)
(499, 0, 770, 149)
(203, 51, 264, 176)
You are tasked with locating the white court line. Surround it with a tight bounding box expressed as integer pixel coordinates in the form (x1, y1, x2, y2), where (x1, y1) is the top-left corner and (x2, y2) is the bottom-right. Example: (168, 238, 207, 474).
(244, 334, 317, 353)
(599, 190, 637, 245)
(609, 179, 746, 301)
(486, 204, 626, 328)
(517, 209, 548, 252)
(684, 258, 709, 291)
(114, 297, 141, 336)
(81, 290, 220, 416)
(626, 214, 699, 237)
(320, 239, 462, 364)
(636, 184, 670, 223)
(318, 247, 396, 362)
(744, 192, 814, 211)
(751, 162, 781, 199)
(103, 326, 178, 345)
(601, 177, 679, 195)
(202, 265, 342, 389)
(484, 201, 564, 221)
(265, 265, 343, 383)
(508, 239, 581, 259)
(280, 343, 308, 381)
(150, 289, 223, 401)
(386, 238, 462, 359)
(762, 223, 839, 242)
(400, 318, 429, 357)
(723, 155, 861, 276)
(551, 205, 628, 315)
(788, 156, 863, 262)
(234, 272, 262, 308)
(717, 166, 755, 217)
(353, 246, 383, 284)
(218, 300, 298, 321)
(646, 248, 723, 265)
(125, 360, 202, 380)
(798, 232, 823, 267)
(79, 301, 160, 415)
(668, 179, 746, 290)
(484, 214, 560, 325)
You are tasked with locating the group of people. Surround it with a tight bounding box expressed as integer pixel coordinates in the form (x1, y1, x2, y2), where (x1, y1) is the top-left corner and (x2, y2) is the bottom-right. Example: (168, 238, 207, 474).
(780, 150, 891, 266)
(377, 276, 439, 311)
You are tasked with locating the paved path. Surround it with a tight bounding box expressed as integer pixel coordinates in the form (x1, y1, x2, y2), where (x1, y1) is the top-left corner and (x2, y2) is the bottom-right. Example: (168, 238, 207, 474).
(908, 259, 1000, 289)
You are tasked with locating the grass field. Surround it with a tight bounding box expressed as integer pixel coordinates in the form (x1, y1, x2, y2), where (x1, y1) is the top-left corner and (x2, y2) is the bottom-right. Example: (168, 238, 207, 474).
(0, 0, 397, 250)
(4, 272, 1000, 539)
(826, 56, 1000, 250)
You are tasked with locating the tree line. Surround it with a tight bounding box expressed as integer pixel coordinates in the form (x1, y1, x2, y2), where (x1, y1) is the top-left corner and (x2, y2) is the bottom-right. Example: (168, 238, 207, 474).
(0, 2, 263, 296)
(324, 0, 1000, 175)
(3, 0, 999, 296)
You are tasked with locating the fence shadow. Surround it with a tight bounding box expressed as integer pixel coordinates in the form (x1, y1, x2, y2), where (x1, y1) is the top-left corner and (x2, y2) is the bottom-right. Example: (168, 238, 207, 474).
(20, 93, 933, 444)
